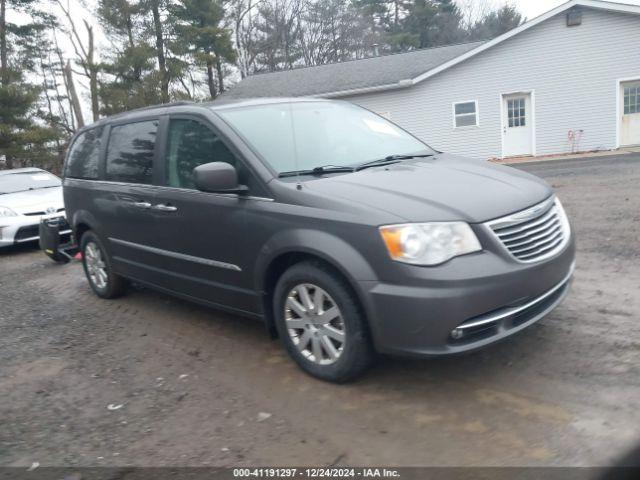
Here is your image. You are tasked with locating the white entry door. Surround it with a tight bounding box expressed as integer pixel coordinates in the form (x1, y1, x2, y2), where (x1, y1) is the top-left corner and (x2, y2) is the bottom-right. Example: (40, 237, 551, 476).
(620, 81, 640, 146)
(502, 93, 533, 157)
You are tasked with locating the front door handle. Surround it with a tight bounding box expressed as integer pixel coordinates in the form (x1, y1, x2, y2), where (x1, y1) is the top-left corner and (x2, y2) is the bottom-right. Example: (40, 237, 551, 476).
(132, 201, 152, 209)
(153, 204, 178, 212)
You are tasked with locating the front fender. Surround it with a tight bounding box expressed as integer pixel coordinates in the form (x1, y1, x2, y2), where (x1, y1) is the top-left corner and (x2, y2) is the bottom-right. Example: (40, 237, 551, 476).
(254, 228, 378, 293)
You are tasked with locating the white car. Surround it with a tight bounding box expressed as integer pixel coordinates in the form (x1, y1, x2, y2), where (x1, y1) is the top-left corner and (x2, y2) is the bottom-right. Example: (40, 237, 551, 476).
(0, 168, 70, 247)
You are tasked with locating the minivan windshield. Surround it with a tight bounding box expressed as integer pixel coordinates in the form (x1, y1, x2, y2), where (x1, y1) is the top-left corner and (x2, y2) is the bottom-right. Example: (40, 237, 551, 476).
(215, 101, 435, 174)
(0, 171, 61, 195)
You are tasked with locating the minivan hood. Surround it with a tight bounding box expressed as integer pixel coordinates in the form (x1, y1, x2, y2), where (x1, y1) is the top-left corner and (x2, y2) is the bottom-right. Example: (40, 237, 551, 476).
(303, 154, 552, 223)
(0, 186, 64, 215)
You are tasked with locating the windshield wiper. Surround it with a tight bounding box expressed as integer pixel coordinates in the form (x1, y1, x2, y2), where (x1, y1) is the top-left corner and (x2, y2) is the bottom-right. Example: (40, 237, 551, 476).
(355, 153, 434, 171)
(278, 165, 355, 178)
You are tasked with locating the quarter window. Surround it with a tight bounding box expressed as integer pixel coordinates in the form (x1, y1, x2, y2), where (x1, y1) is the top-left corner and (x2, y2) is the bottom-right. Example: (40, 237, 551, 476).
(105, 120, 158, 184)
(453, 101, 478, 128)
(65, 127, 104, 179)
(624, 85, 639, 115)
(165, 119, 239, 189)
(507, 98, 526, 128)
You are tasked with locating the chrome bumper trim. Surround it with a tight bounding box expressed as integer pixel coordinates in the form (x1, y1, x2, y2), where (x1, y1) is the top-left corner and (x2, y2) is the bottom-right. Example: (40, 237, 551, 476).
(458, 262, 575, 330)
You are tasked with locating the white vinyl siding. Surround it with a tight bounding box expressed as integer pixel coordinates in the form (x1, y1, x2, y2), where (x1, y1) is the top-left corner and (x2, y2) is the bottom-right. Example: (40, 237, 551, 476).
(453, 101, 478, 128)
(340, 8, 640, 158)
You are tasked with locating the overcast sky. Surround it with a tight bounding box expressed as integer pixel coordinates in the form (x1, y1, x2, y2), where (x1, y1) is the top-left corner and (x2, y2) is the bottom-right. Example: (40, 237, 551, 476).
(483, 0, 639, 19)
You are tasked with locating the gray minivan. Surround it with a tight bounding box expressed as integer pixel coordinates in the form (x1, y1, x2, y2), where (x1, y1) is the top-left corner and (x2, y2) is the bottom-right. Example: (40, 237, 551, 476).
(63, 98, 575, 382)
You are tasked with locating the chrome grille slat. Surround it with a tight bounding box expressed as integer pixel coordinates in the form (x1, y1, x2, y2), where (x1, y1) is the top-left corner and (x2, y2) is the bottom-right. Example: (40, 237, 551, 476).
(486, 197, 570, 263)
(517, 236, 565, 259)
(501, 217, 560, 244)
(510, 229, 564, 255)
(494, 207, 556, 237)
(503, 222, 561, 248)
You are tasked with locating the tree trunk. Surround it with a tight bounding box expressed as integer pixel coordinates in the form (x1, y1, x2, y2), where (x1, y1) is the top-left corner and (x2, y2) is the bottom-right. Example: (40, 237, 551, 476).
(90, 67, 99, 121)
(84, 22, 99, 121)
(215, 57, 224, 94)
(64, 60, 85, 129)
(125, 15, 141, 82)
(0, 0, 7, 86)
(151, 0, 169, 103)
(52, 28, 75, 131)
(206, 59, 216, 99)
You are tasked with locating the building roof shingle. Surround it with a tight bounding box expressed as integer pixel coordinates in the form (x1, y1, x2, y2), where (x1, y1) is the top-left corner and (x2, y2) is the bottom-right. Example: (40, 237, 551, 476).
(222, 41, 484, 99)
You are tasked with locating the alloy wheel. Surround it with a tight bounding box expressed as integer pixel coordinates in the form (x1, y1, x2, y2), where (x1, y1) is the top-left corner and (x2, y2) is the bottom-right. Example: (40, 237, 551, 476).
(284, 283, 346, 365)
(85, 241, 108, 290)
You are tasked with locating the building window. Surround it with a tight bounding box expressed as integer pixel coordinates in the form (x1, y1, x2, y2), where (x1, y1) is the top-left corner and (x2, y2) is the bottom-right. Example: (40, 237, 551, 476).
(624, 86, 639, 115)
(453, 101, 478, 128)
(507, 98, 526, 127)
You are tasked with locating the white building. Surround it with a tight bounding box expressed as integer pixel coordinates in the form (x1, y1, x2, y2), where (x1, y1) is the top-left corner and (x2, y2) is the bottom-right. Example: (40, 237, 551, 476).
(223, 0, 640, 159)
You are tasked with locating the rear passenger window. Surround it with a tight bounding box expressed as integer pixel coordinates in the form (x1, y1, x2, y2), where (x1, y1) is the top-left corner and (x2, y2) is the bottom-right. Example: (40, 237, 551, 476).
(166, 119, 239, 189)
(65, 127, 104, 179)
(106, 120, 158, 184)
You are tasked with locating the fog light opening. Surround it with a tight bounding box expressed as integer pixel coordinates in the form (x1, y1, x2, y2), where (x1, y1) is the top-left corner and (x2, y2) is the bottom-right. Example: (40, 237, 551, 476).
(451, 328, 464, 340)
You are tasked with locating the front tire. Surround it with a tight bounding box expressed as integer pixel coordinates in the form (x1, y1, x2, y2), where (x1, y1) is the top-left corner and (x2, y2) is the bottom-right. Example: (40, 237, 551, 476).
(81, 231, 128, 299)
(273, 261, 375, 382)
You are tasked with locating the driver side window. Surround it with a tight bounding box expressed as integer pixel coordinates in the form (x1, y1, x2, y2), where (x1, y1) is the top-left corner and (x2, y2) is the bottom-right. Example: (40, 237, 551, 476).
(165, 118, 239, 189)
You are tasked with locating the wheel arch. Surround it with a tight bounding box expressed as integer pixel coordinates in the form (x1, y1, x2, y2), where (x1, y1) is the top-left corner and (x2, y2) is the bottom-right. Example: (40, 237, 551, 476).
(71, 210, 100, 245)
(256, 230, 377, 338)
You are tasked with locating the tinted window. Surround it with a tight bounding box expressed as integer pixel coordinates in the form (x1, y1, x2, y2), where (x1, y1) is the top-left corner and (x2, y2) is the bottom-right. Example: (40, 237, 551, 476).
(106, 120, 158, 184)
(166, 119, 239, 189)
(65, 127, 104, 179)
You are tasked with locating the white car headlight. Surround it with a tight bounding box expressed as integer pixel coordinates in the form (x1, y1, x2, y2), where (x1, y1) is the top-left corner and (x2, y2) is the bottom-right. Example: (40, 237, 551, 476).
(379, 222, 482, 266)
(0, 206, 17, 217)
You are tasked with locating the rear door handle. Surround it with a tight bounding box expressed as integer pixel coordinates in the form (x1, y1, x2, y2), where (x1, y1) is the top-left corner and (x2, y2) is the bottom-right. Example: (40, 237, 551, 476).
(132, 201, 152, 209)
(152, 204, 178, 212)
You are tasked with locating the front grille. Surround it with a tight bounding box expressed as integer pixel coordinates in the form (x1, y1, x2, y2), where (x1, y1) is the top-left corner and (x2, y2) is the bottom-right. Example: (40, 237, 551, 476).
(487, 197, 570, 263)
(24, 208, 65, 217)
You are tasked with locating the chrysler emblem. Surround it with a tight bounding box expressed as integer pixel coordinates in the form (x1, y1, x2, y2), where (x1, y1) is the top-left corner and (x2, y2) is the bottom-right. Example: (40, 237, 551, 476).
(45, 206, 56, 214)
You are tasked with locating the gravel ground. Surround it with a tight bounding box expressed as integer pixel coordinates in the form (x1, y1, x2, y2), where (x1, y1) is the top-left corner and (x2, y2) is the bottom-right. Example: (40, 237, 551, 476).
(1, 155, 639, 467)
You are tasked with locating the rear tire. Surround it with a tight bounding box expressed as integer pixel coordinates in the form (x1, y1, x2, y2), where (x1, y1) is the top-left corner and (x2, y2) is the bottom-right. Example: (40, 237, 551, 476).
(273, 261, 375, 382)
(81, 231, 128, 299)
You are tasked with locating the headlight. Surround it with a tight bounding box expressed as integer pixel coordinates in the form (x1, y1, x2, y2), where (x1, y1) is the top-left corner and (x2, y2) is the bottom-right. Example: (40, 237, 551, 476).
(0, 206, 17, 217)
(379, 222, 481, 266)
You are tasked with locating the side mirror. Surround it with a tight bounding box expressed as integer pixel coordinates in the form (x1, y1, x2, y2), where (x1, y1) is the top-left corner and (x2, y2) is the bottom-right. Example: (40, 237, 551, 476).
(193, 162, 248, 194)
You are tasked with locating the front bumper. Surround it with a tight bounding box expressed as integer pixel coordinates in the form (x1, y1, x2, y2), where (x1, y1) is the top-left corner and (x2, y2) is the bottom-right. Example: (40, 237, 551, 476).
(358, 234, 576, 356)
(0, 214, 71, 247)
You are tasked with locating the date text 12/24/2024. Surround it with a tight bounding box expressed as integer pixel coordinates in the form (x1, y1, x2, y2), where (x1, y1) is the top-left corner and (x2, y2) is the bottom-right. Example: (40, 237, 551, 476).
(233, 468, 401, 478)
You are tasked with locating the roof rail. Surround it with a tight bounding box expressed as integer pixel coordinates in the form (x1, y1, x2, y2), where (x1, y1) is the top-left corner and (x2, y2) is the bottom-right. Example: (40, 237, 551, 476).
(108, 101, 198, 119)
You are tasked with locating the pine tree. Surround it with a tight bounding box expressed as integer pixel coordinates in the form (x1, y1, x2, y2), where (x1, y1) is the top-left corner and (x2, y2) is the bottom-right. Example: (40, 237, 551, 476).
(172, 0, 236, 99)
(97, 0, 163, 114)
(470, 4, 523, 41)
(0, 0, 61, 170)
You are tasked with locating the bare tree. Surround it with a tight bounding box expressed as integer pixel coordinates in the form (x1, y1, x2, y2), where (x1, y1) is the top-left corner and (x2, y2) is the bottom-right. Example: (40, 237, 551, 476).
(0, 0, 6, 86)
(64, 60, 85, 128)
(56, 0, 100, 121)
(229, 0, 264, 78)
(149, 0, 170, 102)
